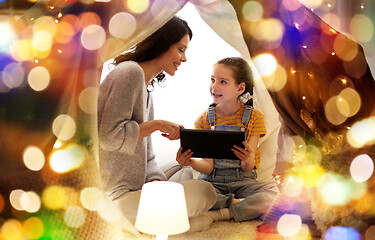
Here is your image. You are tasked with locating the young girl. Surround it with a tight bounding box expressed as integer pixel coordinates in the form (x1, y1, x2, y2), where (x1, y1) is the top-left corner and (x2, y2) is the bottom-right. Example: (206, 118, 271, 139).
(98, 16, 216, 232)
(176, 57, 279, 222)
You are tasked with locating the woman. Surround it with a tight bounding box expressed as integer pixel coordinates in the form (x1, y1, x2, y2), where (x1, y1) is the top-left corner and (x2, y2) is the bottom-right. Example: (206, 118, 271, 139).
(98, 16, 216, 232)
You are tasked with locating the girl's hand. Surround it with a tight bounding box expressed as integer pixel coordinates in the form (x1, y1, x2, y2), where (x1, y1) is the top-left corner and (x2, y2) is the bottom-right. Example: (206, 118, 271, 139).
(176, 147, 193, 166)
(232, 141, 255, 165)
(159, 120, 183, 140)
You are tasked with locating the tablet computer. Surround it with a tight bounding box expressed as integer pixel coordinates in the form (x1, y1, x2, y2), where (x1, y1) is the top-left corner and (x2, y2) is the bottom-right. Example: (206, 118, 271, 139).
(180, 128, 245, 160)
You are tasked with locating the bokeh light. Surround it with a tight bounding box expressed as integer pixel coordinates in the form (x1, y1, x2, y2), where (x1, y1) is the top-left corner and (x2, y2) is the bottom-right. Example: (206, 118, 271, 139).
(97, 197, 123, 222)
(23, 146, 46, 171)
(64, 206, 86, 228)
(337, 87, 361, 117)
(49, 144, 85, 173)
(21, 191, 41, 213)
(10, 39, 33, 62)
(2, 62, 25, 89)
(252, 53, 278, 77)
(109, 12, 136, 39)
(281, 174, 304, 198)
(80, 187, 106, 211)
(347, 117, 375, 148)
(0, 22, 16, 53)
(350, 14, 374, 43)
(27, 66, 50, 91)
(32, 30, 53, 52)
(81, 25, 106, 50)
(52, 114, 76, 140)
(79, 87, 99, 114)
(0, 194, 4, 213)
(324, 226, 360, 240)
(127, 0, 149, 14)
(318, 173, 353, 206)
(299, 0, 323, 9)
(0, 219, 23, 240)
(260, 64, 287, 91)
(42, 185, 69, 210)
(350, 154, 374, 183)
(324, 96, 347, 125)
(333, 34, 358, 62)
(277, 214, 302, 237)
(23, 217, 44, 239)
(9, 189, 25, 211)
(242, 1, 263, 22)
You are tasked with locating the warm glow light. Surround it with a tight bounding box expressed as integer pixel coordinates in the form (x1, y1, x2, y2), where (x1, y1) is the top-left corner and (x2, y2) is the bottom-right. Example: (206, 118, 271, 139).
(318, 173, 353, 205)
(350, 154, 374, 183)
(135, 181, 190, 237)
(281, 175, 304, 197)
(252, 53, 278, 77)
(347, 117, 375, 148)
(277, 214, 302, 237)
(52, 114, 76, 140)
(49, 144, 85, 173)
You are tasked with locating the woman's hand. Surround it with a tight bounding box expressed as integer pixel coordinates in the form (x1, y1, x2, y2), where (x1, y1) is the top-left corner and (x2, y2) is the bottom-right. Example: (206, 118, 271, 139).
(176, 147, 193, 166)
(232, 141, 255, 171)
(158, 120, 183, 140)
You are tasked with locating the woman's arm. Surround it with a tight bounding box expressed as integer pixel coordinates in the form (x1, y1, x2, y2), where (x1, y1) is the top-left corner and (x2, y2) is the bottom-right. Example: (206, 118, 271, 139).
(176, 147, 214, 175)
(139, 120, 182, 140)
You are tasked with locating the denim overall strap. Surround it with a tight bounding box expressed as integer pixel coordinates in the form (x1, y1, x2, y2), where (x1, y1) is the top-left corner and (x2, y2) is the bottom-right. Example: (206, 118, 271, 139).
(241, 105, 252, 131)
(208, 105, 215, 130)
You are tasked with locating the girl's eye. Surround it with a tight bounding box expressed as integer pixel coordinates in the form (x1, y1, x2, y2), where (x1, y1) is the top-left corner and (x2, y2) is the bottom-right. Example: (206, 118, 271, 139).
(221, 80, 227, 84)
(179, 48, 184, 53)
(211, 77, 215, 82)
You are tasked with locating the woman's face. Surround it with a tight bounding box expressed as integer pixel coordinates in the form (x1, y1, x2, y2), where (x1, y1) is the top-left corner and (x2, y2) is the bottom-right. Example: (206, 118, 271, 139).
(157, 34, 190, 76)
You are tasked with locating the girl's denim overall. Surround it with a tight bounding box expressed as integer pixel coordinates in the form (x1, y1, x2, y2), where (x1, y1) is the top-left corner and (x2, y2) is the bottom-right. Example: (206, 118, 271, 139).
(198, 105, 279, 221)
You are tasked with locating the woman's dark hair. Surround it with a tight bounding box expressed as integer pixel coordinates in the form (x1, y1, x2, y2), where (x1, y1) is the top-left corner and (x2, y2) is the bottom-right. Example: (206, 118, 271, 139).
(113, 16, 192, 90)
(216, 57, 254, 106)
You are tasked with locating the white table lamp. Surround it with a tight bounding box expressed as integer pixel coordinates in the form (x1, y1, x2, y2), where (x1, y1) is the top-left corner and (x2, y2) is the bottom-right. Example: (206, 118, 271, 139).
(135, 181, 190, 240)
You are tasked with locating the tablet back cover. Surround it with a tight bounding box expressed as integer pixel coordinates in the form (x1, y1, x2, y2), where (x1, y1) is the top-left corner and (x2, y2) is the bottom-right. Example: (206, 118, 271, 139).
(180, 129, 245, 160)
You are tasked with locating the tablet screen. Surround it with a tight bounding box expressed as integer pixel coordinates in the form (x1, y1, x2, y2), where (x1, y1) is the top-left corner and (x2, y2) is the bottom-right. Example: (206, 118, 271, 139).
(179, 128, 245, 160)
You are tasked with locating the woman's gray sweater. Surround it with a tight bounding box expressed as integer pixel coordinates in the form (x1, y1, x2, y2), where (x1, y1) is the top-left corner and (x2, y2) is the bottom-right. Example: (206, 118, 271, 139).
(98, 61, 167, 200)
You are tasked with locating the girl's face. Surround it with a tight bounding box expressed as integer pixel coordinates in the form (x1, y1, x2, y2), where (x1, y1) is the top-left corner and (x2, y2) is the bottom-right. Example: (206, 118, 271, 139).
(210, 64, 245, 105)
(157, 34, 190, 76)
